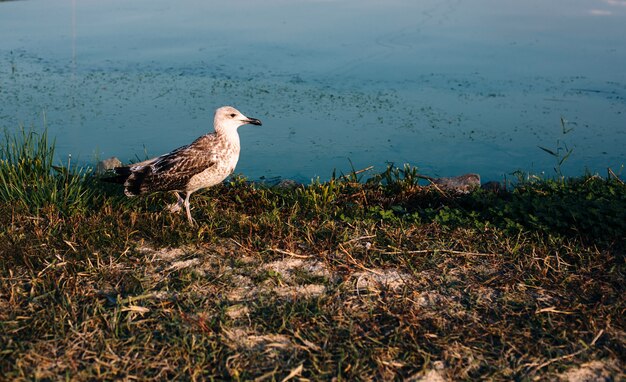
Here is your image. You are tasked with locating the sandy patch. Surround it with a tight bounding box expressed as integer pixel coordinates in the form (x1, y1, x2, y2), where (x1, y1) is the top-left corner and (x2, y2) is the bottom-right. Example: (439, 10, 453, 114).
(226, 275, 255, 301)
(137, 245, 186, 261)
(168, 258, 201, 271)
(223, 328, 293, 351)
(263, 258, 329, 281)
(226, 304, 250, 320)
(273, 284, 326, 299)
(406, 370, 447, 382)
(558, 359, 623, 382)
(353, 269, 413, 292)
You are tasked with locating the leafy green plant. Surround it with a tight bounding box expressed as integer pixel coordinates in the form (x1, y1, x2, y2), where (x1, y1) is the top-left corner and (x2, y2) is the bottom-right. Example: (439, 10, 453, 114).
(295, 177, 343, 215)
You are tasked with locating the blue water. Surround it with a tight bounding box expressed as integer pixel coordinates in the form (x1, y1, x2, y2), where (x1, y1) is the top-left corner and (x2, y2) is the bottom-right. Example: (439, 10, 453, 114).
(1, 0, 625, 182)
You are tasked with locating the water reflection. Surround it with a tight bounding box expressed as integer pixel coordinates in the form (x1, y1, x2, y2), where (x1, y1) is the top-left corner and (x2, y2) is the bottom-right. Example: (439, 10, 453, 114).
(0, 0, 624, 181)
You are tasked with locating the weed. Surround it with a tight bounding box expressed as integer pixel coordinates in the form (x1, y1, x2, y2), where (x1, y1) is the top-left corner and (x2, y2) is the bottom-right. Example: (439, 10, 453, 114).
(367, 162, 422, 192)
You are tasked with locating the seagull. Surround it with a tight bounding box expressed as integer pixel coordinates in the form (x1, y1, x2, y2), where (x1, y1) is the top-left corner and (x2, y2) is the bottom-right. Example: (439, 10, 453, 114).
(105, 106, 262, 225)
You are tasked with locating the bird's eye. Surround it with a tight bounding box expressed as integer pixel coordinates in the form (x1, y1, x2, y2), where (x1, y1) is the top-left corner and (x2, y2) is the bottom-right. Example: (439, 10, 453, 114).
(230, 113, 236, 118)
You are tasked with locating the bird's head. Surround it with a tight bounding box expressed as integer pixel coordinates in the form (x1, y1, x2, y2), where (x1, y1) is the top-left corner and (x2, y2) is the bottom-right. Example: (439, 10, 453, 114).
(214, 106, 262, 135)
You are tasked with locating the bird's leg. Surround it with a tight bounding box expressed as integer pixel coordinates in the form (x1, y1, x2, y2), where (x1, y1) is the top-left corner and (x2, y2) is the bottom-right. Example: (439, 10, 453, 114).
(166, 191, 185, 213)
(184, 191, 195, 225)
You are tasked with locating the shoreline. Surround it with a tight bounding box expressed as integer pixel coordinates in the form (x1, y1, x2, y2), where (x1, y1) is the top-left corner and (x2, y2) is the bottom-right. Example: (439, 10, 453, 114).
(1, 129, 625, 380)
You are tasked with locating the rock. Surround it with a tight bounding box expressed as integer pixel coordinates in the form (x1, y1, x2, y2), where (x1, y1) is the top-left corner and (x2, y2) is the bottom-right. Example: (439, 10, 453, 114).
(96, 157, 122, 174)
(431, 173, 480, 194)
(274, 179, 300, 190)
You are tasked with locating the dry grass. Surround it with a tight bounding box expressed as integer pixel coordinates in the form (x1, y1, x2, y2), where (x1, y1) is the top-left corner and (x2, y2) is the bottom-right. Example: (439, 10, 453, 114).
(0, 172, 625, 380)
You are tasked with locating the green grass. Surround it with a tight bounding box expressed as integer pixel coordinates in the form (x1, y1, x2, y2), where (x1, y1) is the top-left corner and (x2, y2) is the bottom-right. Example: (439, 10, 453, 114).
(0, 129, 624, 380)
(0, 126, 96, 216)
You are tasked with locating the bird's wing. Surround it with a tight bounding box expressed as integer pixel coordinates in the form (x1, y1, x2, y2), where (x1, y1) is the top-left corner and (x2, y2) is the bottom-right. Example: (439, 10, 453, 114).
(126, 135, 220, 194)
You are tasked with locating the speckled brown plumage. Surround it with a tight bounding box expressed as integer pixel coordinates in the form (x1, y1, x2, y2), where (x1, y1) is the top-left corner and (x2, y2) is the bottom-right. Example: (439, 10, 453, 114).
(123, 134, 234, 195)
(107, 106, 262, 224)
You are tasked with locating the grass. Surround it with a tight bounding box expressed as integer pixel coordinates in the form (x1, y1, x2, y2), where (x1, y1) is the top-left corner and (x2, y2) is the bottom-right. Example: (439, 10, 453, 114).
(0, 128, 624, 380)
(0, 126, 96, 216)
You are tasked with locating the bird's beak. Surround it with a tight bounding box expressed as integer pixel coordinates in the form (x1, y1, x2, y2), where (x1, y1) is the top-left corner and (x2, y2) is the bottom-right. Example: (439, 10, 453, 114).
(244, 117, 262, 126)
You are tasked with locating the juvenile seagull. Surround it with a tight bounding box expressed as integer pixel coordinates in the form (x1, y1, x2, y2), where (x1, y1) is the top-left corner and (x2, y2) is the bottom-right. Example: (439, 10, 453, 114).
(107, 106, 262, 225)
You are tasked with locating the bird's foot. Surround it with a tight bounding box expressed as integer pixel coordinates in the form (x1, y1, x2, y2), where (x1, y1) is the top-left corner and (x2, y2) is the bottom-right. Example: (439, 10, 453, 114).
(166, 202, 183, 213)
(167, 192, 185, 213)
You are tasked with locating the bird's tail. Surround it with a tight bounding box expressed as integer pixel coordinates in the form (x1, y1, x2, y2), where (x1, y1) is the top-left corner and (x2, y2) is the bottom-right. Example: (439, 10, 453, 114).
(101, 164, 152, 196)
(100, 166, 132, 185)
(122, 167, 150, 196)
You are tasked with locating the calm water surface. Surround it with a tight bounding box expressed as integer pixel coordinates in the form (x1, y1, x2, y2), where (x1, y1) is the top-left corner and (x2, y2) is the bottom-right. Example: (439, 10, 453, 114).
(1, 0, 625, 182)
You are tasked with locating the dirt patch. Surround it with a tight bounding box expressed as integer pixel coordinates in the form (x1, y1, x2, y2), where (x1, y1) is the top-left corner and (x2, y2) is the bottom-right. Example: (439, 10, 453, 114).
(273, 284, 327, 299)
(137, 245, 186, 261)
(223, 328, 293, 352)
(226, 275, 256, 302)
(263, 258, 330, 281)
(168, 258, 201, 271)
(353, 269, 414, 292)
(226, 304, 250, 320)
(125, 244, 623, 381)
(558, 359, 624, 382)
(406, 369, 447, 382)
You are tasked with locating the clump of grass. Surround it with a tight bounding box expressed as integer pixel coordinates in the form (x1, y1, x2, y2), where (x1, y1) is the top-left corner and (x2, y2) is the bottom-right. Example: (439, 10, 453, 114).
(0, 126, 96, 215)
(368, 162, 423, 192)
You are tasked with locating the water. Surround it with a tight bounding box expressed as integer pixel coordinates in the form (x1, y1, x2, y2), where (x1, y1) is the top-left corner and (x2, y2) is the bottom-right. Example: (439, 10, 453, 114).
(1, 0, 625, 182)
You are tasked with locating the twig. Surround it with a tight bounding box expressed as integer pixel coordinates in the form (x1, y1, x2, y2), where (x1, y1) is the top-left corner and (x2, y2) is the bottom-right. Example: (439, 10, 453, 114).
(532, 349, 586, 371)
(229, 238, 244, 248)
(376, 247, 497, 257)
(535, 306, 574, 315)
(590, 329, 604, 346)
(342, 235, 376, 245)
(281, 363, 304, 382)
(271, 248, 311, 259)
(608, 168, 624, 184)
(338, 243, 383, 275)
(340, 166, 374, 180)
(421, 175, 451, 198)
(415, 173, 435, 181)
(527, 329, 604, 371)
(443, 249, 498, 257)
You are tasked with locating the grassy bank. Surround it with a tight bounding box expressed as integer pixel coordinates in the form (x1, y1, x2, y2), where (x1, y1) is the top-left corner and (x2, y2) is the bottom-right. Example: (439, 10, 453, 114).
(0, 129, 624, 381)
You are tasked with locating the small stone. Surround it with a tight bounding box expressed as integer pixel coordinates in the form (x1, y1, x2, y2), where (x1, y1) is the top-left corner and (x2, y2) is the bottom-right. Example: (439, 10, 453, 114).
(96, 157, 122, 174)
(432, 173, 480, 194)
(275, 179, 300, 190)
